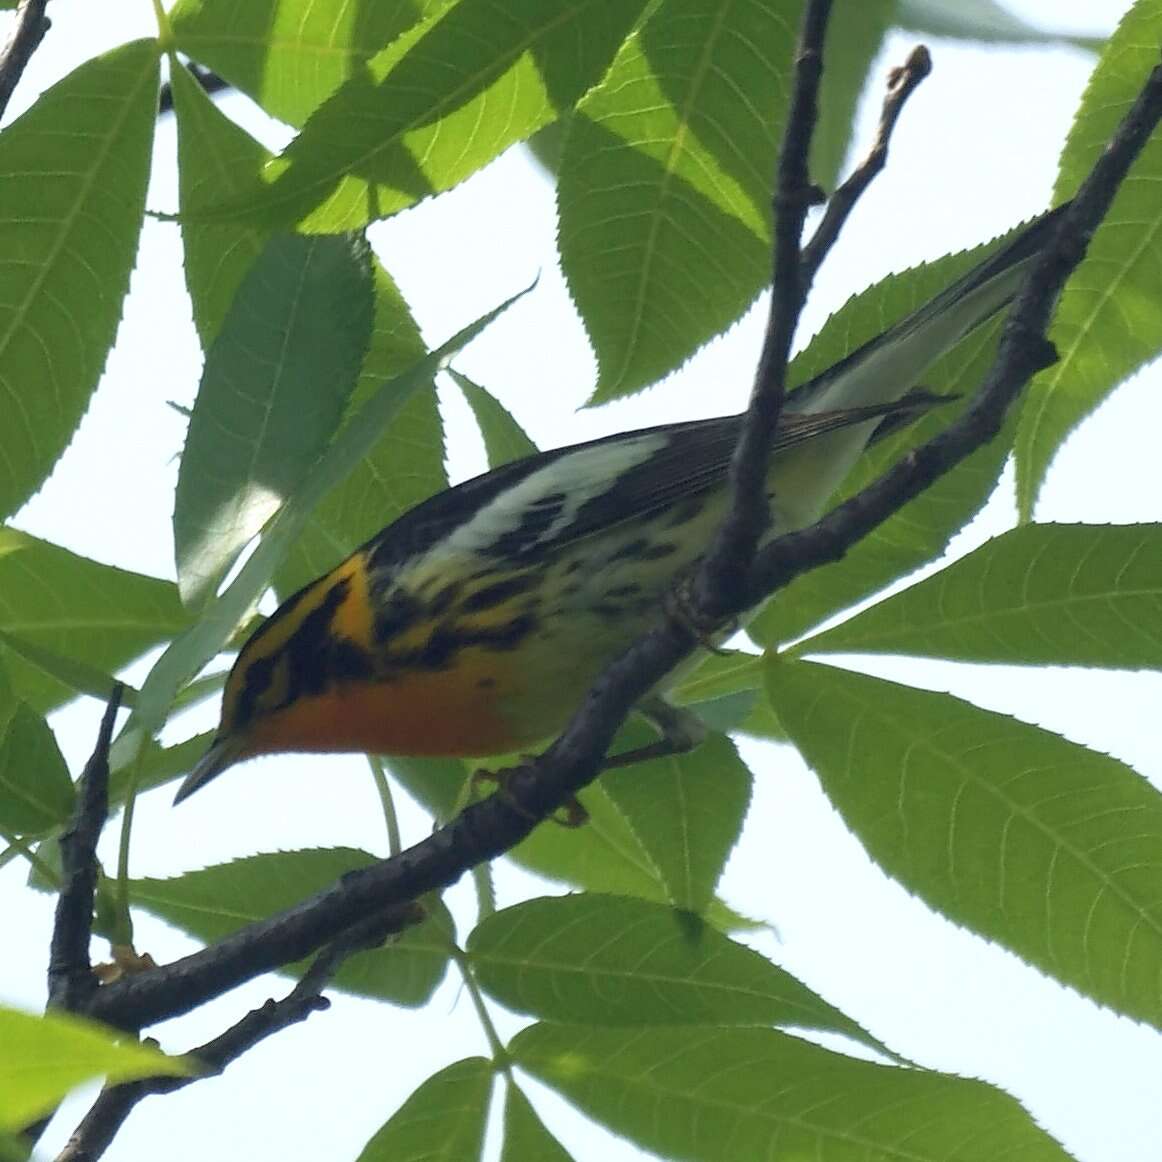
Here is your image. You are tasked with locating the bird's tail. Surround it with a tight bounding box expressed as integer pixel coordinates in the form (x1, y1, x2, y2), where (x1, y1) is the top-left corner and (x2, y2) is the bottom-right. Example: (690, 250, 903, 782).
(770, 204, 1065, 530)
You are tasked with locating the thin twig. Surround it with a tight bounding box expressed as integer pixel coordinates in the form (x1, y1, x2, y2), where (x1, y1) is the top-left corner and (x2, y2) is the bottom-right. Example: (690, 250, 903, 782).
(48, 685, 124, 1013)
(695, 0, 832, 616)
(0, 0, 49, 121)
(58, 904, 418, 1162)
(801, 44, 933, 287)
(747, 58, 1162, 606)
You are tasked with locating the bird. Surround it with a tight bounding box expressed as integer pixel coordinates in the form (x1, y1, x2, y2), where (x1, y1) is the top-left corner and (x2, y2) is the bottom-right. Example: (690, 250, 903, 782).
(175, 207, 1062, 804)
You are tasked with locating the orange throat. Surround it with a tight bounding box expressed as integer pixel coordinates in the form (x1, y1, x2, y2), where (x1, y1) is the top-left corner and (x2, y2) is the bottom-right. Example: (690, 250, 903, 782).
(245, 657, 526, 760)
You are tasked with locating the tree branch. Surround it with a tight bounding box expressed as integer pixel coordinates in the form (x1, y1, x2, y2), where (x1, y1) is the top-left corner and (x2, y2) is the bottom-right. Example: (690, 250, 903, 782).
(747, 55, 1162, 604)
(0, 0, 50, 122)
(48, 685, 124, 1013)
(58, 905, 418, 1162)
(801, 44, 932, 287)
(695, 0, 832, 616)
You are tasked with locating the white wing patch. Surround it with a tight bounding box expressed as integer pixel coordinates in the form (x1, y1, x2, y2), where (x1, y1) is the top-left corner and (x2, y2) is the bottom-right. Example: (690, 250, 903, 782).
(437, 433, 668, 559)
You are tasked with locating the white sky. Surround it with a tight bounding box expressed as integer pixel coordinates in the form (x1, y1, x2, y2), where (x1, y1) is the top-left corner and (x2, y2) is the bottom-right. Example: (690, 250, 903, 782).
(5, 3, 1162, 1161)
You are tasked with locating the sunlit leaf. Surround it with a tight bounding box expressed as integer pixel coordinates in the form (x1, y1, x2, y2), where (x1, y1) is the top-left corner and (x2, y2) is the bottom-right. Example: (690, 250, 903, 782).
(501, 1083, 574, 1162)
(0, 40, 157, 518)
(170, 0, 457, 126)
(1017, 0, 1162, 515)
(767, 657, 1162, 1029)
(0, 700, 72, 835)
(132, 848, 453, 1005)
(514, 1023, 1072, 1161)
(275, 262, 444, 597)
(799, 522, 1162, 667)
(897, 0, 1104, 51)
(452, 370, 538, 466)
(602, 731, 750, 914)
(470, 894, 884, 1052)
(171, 59, 270, 346)
(561, 0, 795, 400)
(204, 0, 650, 232)
(0, 528, 189, 713)
(174, 233, 374, 606)
(356, 1057, 492, 1161)
(0, 1005, 188, 1130)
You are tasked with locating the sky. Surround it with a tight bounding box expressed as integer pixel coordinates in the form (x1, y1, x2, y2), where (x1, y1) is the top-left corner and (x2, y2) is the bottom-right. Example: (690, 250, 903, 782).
(4, 2, 1162, 1161)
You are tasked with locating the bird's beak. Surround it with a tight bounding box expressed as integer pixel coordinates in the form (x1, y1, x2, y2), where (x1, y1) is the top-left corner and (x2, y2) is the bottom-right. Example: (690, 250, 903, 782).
(173, 735, 245, 805)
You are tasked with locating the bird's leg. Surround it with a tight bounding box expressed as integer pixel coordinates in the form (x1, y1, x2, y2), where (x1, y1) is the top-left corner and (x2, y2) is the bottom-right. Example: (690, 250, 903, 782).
(600, 696, 708, 771)
(663, 573, 738, 654)
(471, 758, 589, 827)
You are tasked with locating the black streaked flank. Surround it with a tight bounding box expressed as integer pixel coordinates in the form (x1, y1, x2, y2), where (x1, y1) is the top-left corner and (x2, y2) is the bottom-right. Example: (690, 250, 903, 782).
(640, 542, 677, 561)
(373, 588, 423, 645)
(608, 537, 649, 562)
(604, 583, 643, 598)
(608, 537, 677, 563)
(390, 612, 539, 671)
(462, 573, 538, 611)
(426, 580, 463, 617)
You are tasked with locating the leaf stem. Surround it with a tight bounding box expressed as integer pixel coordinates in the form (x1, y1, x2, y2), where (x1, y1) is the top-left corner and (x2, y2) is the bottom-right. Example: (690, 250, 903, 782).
(150, 0, 174, 51)
(367, 756, 402, 856)
(450, 943, 509, 1074)
(113, 763, 141, 947)
(0, 828, 59, 888)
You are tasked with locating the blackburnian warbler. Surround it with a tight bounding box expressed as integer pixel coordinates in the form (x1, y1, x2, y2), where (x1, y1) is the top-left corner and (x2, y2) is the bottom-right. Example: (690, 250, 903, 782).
(176, 209, 1062, 804)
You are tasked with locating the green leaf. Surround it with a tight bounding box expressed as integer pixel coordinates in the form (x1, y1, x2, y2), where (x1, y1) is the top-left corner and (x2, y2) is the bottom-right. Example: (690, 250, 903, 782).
(131, 848, 453, 1005)
(1017, 0, 1162, 515)
(750, 233, 1026, 647)
(470, 894, 882, 1051)
(452, 370, 538, 466)
(122, 286, 526, 755)
(501, 1084, 574, 1162)
(561, 0, 794, 400)
(171, 59, 270, 347)
(671, 650, 784, 740)
(800, 522, 1162, 666)
(386, 754, 472, 821)
(356, 1057, 493, 1162)
(0, 1131, 30, 1162)
(897, 0, 1105, 51)
(171, 0, 456, 127)
(509, 780, 671, 901)
(174, 232, 375, 606)
(0, 700, 72, 835)
(513, 1024, 1073, 1161)
(389, 753, 749, 927)
(766, 657, 1162, 1029)
(0, 1005, 189, 1131)
(0, 528, 189, 713)
(602, 731, 751, 913)
(0, 40, 158, 519)
(0, 631, 127, 710)
(275, 261, 444, 597)
(109, 730, 214, 805)
(207, 0, 651, 232)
